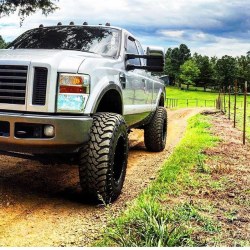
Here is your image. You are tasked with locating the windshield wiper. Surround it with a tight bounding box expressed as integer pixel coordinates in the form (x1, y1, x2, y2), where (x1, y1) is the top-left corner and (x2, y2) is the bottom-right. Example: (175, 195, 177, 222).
(58, 48, 82, 51)
(80, 49, 97, 54)
(59, 48, 97, 54)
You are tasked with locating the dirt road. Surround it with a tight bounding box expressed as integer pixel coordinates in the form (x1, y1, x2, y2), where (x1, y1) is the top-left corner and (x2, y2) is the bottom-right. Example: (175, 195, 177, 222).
(0, 108, 207, 246)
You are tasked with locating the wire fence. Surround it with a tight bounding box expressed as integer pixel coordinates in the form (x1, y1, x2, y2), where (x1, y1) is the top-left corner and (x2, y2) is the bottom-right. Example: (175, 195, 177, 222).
(217, 81, 249, 145)
(166, 81, 249, 144)
(166, 98, 217, 108)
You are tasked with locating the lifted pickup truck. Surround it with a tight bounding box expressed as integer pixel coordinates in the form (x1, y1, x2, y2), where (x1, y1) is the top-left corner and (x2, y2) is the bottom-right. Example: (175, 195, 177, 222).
(0, 23, 167, 203)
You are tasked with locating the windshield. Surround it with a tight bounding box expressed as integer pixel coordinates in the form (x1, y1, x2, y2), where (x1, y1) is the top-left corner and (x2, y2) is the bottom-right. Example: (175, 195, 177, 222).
(7, 26, 121, 57)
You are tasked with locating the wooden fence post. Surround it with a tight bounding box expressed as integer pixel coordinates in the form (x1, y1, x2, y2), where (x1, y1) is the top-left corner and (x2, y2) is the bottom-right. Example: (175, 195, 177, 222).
(228, 85, 231, 120)
(233, 80, 237, 128)
(243, 81, 247, 145)
(223, 87, 226, 113)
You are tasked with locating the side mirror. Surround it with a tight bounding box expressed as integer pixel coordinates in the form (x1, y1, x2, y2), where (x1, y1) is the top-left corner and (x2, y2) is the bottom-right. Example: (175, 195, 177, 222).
(126, 46, 164, 72)
(146, 47, 164, 72)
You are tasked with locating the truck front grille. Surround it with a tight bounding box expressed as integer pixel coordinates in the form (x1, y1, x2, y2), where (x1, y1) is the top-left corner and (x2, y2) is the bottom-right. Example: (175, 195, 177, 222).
(0, 65, 28, 105)
(32, 67, 48, 105)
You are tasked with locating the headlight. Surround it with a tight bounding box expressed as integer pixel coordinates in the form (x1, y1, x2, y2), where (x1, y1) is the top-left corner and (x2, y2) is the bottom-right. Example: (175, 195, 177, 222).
(57, 73, 90, 113)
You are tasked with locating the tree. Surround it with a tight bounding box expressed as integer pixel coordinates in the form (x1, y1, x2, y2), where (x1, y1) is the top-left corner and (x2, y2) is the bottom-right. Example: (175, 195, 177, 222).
(179, 44, 191, 65)
(164, 48, 175, 85)
(164, 44, 191, 86)
(0, 0, 58, 24)
(0, 35, 7, 48)
(193, 53, 214, 91)
(179, 59, 200, 90)
(236, 55, 250, 91)
(215, 55, 237, 90)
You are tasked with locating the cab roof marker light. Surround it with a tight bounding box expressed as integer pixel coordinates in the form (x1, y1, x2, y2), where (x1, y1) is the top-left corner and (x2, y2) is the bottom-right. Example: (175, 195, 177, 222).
(57, 22, 62, 26)
(69, 21, 74, 25)
(39, 24, 44, 28)
(83, 22, 88, 25)
(106, 22, 111, 26)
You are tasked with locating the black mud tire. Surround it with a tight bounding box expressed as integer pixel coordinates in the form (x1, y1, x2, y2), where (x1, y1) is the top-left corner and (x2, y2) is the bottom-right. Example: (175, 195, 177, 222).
(144, 107, 167, 152)
(79, 113, 128, 204)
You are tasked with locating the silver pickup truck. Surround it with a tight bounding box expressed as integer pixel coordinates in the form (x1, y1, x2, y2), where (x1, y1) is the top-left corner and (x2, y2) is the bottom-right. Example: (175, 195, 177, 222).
(0, 23, 167, 203)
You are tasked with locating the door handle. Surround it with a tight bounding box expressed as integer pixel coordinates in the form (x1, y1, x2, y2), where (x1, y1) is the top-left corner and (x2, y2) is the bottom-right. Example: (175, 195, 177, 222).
(142, 79, 147, 93)
(119, 73, 126, 89)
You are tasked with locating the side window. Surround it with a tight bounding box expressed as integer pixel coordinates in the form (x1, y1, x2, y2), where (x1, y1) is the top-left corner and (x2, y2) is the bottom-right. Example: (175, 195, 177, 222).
(136, 40, 146, 66)
(126, 37, 141, 66)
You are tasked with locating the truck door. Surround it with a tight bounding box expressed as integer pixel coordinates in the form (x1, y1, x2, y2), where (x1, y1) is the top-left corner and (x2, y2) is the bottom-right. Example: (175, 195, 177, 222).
(135, 40, 153, 107)
(123, 36, 152, 126)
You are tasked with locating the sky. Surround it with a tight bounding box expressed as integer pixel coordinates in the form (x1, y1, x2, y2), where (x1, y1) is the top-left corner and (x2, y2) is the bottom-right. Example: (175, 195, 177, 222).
(0, 0, 249, 57)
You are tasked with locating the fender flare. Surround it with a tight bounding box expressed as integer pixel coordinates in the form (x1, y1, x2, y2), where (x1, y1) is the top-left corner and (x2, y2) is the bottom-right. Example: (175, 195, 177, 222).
(91, 82, 124, 114)
(156, 89, 166, 108)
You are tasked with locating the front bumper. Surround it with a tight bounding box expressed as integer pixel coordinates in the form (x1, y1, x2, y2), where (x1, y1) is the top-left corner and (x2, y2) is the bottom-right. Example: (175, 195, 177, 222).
(0, 112, 93, 153)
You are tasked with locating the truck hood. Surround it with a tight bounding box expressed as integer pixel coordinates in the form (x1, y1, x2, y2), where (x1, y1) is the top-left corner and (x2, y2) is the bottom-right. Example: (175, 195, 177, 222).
(0, 49, 102, 73)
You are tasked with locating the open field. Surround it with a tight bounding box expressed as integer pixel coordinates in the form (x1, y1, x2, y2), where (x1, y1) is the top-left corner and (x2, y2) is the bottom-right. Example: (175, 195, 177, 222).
(166, 86, 250, 139)
(166, 86, 247, 107)
(166, 86, 220, 103)
(179, 84, 215, 92)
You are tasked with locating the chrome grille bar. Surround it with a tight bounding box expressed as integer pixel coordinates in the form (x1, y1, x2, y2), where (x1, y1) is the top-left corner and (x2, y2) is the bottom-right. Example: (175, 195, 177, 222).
(0, 65, 28, 105)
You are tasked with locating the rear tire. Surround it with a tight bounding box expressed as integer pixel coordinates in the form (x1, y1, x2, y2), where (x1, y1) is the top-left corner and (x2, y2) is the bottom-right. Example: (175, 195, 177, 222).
(79, 113, 128, 204)
(144, 107, 167, 152)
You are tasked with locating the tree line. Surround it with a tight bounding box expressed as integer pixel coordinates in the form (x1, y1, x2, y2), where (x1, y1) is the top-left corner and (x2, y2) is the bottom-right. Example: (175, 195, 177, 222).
(164, 44, 250, 92)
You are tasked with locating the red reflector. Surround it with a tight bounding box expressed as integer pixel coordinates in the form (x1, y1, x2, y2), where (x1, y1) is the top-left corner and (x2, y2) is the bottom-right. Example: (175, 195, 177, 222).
(60, 85, 86, 93)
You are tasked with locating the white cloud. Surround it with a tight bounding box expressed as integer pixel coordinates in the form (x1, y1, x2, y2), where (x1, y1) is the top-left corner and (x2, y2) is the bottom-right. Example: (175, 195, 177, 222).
(158, 30, 185, 39)
(0, 0, 249, 57)
(191, 37, 250, 57)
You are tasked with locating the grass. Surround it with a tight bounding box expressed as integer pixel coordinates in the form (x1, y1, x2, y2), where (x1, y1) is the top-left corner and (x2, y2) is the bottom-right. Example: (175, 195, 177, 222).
(166, 86, 247, 108)
(95, 114, 220, 247)
(93, 111, 250, 247)
(227, 106, 250, 140)
(166, 86, 250, 139)
(166, 86, 219, 101)
(179, 84, 213, 92)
